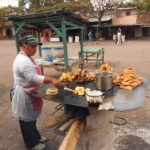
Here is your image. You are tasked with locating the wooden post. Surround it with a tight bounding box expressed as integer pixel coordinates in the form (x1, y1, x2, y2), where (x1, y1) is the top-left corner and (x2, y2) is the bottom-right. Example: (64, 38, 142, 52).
(59, 120, 85, 150)
(80, 29, 84, 69)
(37, 30, 42, 57)
(80, 29, 84, 60)
(13, 24, 20, 53)
(61, 21, 69, 66)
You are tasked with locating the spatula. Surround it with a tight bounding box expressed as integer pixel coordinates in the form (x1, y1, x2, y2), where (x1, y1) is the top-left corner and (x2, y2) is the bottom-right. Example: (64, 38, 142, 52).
(64, 87, 74, 92)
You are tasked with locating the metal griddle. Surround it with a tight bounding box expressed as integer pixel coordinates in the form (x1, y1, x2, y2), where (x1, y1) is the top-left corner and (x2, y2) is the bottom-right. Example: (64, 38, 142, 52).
(32, 82, 102, 107)
(32, 78, 148, 111)
(110, 78, 149, 111)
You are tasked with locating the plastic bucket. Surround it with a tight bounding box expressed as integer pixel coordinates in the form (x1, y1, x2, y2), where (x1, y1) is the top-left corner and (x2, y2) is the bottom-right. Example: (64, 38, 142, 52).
(75, 36, 79, 42)
(68, 36, 73, 43)
(41, 47, 52, 60)
(121, 35, 125, 42)
(53, 47, 64, 58)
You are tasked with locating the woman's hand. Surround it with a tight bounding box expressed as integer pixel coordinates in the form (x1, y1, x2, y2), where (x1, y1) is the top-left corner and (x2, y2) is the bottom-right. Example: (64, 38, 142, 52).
(51, 78, 64, 88)
(44, 76, 64, 88)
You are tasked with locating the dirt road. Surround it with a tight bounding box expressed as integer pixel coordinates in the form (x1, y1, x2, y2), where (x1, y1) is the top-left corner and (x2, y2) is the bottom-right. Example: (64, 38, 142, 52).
(0, 39, 150, 150)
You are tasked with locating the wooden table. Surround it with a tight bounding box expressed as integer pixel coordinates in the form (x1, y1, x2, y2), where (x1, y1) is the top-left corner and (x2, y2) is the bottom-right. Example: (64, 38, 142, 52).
(38, 57, 84, 72)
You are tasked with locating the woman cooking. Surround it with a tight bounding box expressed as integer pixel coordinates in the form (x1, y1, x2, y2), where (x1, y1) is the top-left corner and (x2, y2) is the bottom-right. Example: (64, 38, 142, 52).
(12, 34, 64, 150)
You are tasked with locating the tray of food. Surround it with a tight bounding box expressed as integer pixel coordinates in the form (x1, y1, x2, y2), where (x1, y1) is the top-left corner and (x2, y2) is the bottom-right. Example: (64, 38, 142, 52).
(32, 64, 147, 110)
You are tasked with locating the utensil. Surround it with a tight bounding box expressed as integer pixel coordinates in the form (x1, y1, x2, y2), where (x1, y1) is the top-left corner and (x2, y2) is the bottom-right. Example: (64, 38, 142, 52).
(96, 72, 113, 91)
(64, 87, 74, 92)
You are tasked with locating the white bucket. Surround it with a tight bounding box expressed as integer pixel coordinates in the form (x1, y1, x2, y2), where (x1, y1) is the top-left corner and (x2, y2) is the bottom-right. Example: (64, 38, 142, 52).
(49, 37, 60, 42)
(68, 36, 73, 43)
(41, 47, 52, 60)
(113, 34, 116, 40)
(121, 35, 125, 42)
(75, 36, 79, 42)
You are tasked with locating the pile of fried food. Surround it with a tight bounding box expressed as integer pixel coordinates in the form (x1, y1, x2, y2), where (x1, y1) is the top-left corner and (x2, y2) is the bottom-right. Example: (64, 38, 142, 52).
(59, 72, 76, 83)
(59, 64, 144, 91)
(73, 86, 91, 96)
(113, 68, 144, 90)
(59, 69, 90, 83)
(59, 64, 115, 83)
(88, 64, 117, 81)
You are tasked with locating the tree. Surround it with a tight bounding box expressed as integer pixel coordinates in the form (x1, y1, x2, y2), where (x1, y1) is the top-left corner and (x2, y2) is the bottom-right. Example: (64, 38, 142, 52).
(25, 0, 92, 16)
(18, 0, 28, 12)
(119, 0, 150, 12)
(0, 6, 20, 26)
(90, 0, 123, 38)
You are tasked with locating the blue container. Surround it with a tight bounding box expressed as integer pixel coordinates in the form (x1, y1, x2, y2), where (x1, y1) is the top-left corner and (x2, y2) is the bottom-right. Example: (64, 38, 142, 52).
(41, 47, 52, 50)
(46, 56, 54, 62)
(41, 47, 52, 60)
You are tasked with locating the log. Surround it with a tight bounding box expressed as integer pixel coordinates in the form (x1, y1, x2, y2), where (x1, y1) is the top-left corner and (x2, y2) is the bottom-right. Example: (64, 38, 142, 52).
(59, 120, 85, 150)
(45, 114, 71, 128)
(59, 119, 74, 132)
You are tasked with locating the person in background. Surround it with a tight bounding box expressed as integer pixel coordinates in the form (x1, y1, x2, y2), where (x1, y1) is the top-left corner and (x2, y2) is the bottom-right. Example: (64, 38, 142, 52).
(11, 34, 64, 150)
(88, 31, 93, 42)
(116, 28, 122, 45)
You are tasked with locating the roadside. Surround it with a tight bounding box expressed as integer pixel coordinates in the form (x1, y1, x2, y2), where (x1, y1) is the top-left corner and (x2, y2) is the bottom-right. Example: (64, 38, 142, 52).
(0, 40, 150, 150)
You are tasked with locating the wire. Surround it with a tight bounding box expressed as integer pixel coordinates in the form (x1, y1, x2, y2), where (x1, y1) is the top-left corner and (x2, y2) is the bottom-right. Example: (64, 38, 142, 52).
(48, 104, 64, 116)
(110, 117, 127, 126)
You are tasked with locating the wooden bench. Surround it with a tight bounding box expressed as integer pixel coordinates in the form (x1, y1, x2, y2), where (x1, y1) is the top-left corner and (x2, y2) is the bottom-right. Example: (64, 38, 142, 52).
(79, 47, 104, 67)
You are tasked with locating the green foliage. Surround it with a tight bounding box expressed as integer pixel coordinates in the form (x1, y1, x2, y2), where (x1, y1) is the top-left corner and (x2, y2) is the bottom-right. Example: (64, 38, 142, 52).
(18, 0, 28, 12)
(0, 6, 20, 26)
(33, 1, 92, 15)
(27, 0, 92, 15)
(0, 0, 92, 26)
(119, 0, 150, 12)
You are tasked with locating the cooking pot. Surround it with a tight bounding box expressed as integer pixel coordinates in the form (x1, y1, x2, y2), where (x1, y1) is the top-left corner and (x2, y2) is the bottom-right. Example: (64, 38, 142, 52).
(96, 72, 113, 91)
(86, 90, 103, 104)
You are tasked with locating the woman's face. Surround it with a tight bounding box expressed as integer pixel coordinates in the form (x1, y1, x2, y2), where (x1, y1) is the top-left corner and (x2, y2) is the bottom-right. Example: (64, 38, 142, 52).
(23, 45, 38, 56)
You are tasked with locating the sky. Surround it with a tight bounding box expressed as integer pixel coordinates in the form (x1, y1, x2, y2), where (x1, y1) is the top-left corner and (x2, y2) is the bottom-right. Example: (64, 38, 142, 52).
(0, 0, 18, 7)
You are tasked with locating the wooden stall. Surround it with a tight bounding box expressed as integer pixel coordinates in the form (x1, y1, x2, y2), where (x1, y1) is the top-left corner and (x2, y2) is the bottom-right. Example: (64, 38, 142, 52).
(5, 9, 86, 70)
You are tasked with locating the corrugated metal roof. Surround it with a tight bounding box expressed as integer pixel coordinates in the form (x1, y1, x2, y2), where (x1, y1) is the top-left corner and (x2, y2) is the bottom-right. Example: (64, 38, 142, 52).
(5, 9, 87, 23)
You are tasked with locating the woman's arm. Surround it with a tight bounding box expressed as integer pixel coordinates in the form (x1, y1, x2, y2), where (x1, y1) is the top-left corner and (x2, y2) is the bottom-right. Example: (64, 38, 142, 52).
(21, 66, 63, 88)
(43, 76, 64, 88)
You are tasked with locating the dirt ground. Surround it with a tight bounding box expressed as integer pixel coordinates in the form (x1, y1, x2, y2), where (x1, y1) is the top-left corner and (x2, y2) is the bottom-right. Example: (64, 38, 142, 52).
(0, 39, 150, 150)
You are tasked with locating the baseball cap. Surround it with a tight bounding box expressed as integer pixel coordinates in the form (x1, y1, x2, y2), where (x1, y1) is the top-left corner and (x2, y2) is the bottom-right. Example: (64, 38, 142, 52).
(19, 34, 42, 46)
